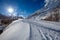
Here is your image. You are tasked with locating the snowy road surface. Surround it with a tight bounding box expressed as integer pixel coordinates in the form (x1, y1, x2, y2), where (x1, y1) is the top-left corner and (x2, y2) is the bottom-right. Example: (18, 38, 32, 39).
(0, 19, 60, 40)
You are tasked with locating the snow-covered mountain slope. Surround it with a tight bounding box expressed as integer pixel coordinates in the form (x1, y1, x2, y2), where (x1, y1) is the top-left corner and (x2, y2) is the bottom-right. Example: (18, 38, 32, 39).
(27, 0, 60, 21)
(0, 19, 60, 40)
(42, 6, 60, 21)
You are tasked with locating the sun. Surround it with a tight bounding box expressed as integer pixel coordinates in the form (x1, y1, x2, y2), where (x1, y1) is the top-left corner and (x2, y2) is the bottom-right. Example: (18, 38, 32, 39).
(8, 7, 14, 13)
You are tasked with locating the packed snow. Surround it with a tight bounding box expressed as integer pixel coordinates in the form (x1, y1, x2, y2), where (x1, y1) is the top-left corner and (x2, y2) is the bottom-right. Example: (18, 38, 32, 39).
(0, 19, 60, 40)
(0, 19, 30, 40)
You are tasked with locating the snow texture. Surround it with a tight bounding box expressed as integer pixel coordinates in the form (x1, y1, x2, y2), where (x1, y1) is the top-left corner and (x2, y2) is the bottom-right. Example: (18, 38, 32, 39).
(0, 19, 60, 40)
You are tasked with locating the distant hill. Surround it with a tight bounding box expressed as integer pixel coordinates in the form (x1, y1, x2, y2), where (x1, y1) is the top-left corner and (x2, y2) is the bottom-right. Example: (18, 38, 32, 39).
(0, 13, 23, 27)
(0, 13, 23, 19)
(0, 13, 9, 19)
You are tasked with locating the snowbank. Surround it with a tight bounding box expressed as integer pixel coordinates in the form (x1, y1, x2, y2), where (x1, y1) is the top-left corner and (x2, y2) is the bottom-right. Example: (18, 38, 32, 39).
(0, 19, 30, 40)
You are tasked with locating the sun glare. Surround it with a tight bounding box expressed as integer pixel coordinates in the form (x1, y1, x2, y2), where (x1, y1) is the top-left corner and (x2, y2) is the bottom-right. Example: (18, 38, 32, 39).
(8, 7, 14, 13)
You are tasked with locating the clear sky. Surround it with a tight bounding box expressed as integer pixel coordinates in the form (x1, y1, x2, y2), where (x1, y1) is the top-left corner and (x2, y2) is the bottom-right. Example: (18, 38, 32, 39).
(0, 0, 45, 17)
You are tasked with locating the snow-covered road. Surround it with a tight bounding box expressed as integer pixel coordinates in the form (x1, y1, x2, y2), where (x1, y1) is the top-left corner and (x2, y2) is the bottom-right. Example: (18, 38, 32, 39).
(0, 19, 60, 40)
(23, 19, 60, 40)
(23, 19, 60, 31)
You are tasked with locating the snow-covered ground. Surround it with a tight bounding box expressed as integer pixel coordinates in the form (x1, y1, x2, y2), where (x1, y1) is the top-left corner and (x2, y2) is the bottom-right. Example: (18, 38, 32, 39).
(0, 19, 60, 40)
(0, 0, 60, 40)
(0, 19, 30, 40)
(24, 19, 60, 30)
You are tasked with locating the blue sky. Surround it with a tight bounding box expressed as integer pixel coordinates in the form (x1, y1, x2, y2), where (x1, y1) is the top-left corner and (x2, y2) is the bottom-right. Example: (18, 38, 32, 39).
(0, 0, 45, 17)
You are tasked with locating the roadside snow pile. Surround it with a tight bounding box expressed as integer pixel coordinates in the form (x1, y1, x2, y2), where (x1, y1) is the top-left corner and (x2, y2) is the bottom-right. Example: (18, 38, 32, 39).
(0, 19, 30, 40)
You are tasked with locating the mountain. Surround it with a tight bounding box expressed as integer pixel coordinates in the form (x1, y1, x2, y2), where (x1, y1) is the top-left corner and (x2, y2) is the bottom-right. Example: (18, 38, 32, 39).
(27, 0, 60, 21)
(42, 6, 60, 22)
